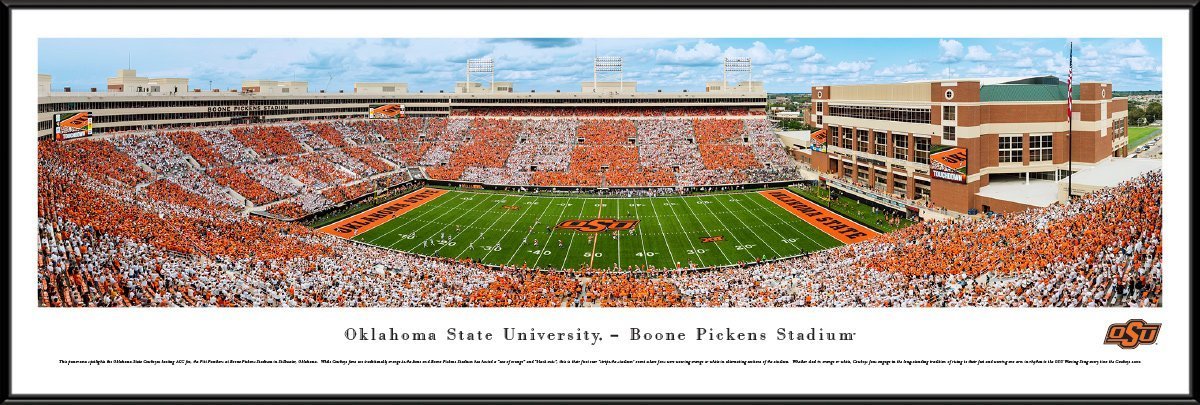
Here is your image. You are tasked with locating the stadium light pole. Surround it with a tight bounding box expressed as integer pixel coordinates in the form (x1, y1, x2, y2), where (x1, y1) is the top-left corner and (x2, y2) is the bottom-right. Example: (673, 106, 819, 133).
(723, 57, 752, 91)
(594, 56, 623, 93)
(467, 58, 495, 93)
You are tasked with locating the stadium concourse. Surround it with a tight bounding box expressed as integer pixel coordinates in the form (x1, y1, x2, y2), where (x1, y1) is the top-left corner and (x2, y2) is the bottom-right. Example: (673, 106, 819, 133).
(37, 108, 1162, 307)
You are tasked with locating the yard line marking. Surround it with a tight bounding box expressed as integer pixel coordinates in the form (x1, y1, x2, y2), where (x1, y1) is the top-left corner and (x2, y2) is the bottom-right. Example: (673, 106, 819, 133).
(698, 194, 783, 259)
(395, 192, 499, 251)
(651, 196, 704, 269)
(503, 192, 559, 266)
(529, 198, 576, 269)
(436, 195, 514, 256)
(362, 189, 481, 246)
(615, 197, 622, 271)
(588, 196, 603, 269)
(319, 187, 447, 238)
(733, 193, 837, 251)
(475, 196, 542, 262)
(673, 192, 733, 264)
(629, 200, 652, 269)
(559, 197, 591, 271)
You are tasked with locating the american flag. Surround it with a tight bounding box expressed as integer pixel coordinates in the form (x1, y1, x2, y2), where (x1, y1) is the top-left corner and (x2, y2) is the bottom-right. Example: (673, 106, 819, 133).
(1066, 42, 1073, 117)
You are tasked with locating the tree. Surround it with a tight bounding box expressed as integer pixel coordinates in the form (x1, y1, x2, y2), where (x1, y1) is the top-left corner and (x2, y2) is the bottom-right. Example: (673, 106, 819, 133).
(1145, 102, 1162, 124)
(779, 119, 814, 131)
(1128, 105, 1146, 126)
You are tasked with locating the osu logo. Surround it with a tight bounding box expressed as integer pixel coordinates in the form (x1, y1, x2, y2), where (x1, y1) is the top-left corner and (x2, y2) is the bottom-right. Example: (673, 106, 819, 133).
(940, 151, 967, 164)
(700, 235, 725, 243)
(1104, 319, 1161, 349)
(556, 219, 639, 233)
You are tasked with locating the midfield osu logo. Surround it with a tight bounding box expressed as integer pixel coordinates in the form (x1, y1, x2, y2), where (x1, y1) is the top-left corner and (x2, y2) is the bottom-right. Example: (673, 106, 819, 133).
(1104, 319, 1161, 349)
(556, 219, 639, 233)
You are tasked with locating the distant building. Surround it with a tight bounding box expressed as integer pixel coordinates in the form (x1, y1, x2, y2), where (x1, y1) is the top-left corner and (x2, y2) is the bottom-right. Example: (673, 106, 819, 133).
(354, 82, 408, 94)
(582, 81, 637, 94)
(106, 69, 189, 94)
(241, 80, 308, 94)
(455, 81, 514, 93)
(38, 74, 51, 97)
(705, 81, 764, 93)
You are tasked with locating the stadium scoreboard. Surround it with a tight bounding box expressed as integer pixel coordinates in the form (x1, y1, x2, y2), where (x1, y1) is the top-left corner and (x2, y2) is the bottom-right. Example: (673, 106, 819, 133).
(368, 104, 405, 119)
(930, 145, 968, 183)
(54, 111, 92, 141)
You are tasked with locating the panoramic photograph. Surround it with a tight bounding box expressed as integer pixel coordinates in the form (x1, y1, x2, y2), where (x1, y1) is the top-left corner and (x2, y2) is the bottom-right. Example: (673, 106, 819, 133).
(36, 37, 1163, 307)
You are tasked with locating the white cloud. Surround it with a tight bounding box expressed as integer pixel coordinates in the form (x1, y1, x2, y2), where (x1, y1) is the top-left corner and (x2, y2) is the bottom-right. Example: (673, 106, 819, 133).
(789, 45, 817, 59)
(966, 64, 997, 75)
(834, 60, 873, 73)
(1014, 57, 1034, 68)
(1034, 47, 1054, 57)
(722, 41, 788, 64)
(938, 39, 964, 63)
(654, 40, 722, 66)
(231, 48, 257, 60)
(1042, 52, 1069, 74)
(995, 46, 1021, 60)
(1112, 39, 1150, 57)
(1122, 56, 1159, 72)
(964, 45, 992, 62)
(874, 63, 925, 77)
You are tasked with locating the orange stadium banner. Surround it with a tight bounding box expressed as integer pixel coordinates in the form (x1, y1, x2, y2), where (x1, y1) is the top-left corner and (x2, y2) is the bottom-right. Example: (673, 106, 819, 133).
(318, 188, 447, 238)
(54, 111, 92, 141)
(368, 103, 406, 119)
(929, 145, 968, 183)
(759, 189, 881, 244)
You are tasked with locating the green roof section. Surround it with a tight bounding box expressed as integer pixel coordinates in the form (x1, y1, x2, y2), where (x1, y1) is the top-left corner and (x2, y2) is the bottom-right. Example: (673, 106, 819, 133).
(980, 84, 1081, 102)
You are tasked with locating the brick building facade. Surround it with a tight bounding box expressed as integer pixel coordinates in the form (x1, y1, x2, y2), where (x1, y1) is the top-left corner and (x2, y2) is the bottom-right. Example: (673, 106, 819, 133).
(809, 76, 1129, 214)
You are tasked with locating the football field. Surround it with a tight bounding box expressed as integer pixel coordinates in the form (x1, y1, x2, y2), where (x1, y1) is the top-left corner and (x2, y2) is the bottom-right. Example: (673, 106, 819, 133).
(324, 187, 878, 271)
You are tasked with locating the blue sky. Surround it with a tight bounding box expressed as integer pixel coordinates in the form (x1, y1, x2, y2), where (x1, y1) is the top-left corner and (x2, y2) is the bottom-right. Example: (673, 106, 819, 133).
(39, 38, 1162, 93)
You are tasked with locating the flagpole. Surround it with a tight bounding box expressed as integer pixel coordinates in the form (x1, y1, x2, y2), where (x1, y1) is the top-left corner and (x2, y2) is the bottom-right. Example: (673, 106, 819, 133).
(1067, 42, 1073, 200)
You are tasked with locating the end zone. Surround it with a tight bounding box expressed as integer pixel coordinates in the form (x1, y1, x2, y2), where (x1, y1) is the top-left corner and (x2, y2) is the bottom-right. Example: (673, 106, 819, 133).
(758, 189, 881, 244)
(318, 188, 448, 238)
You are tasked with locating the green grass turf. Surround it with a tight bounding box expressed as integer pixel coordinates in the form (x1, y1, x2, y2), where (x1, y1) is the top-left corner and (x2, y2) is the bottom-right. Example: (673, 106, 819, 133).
(348, 189, 846, 271)
(787, 186, 915, 233)
(1127, 127, 1160, 148)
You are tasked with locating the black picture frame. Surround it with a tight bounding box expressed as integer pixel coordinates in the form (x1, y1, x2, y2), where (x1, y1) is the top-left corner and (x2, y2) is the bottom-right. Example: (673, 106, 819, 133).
(4, 1, 1196, 404)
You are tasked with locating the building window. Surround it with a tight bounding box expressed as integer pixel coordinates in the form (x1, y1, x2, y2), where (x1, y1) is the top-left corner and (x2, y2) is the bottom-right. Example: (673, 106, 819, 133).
(842, 127, 854, 149)
(945, 89, 955, 100)
(999, 135, 1024, 163)
(816, 115, 822, 125)
(1030, 134, 1053, 162)
(893, 133, 909, 161)
(943, 126, 956, 141)
(874, 131, 887, 156)
(857, 129, 869, 152)
(914, 137, 930, 164)
(827, 105, 931, 124)
(942, 105, 956, 121)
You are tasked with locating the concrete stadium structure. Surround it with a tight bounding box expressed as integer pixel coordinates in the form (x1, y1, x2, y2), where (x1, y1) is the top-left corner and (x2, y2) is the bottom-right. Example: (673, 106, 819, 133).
(36, 69, 767, 139)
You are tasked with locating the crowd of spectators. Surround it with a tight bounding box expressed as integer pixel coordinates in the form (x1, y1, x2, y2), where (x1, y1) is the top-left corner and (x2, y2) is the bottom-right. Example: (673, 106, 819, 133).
(36, 109, 1162, 308)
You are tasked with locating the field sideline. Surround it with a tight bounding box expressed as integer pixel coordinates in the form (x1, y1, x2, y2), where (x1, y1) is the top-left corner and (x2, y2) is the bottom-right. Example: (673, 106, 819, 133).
(322, 187, 880, 271)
